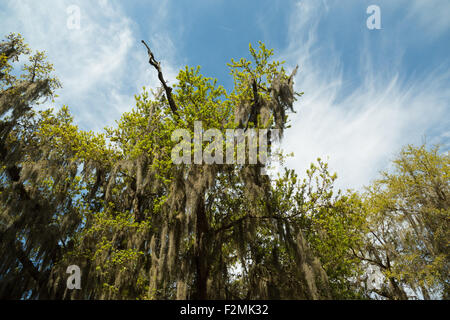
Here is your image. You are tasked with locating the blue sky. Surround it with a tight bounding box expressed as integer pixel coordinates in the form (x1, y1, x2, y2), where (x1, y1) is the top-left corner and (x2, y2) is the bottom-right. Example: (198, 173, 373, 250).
(1, 0, 449, 189)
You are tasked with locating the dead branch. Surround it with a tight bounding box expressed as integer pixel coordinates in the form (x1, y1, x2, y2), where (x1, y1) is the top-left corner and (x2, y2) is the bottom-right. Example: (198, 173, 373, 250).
(141, 40, 179, 117)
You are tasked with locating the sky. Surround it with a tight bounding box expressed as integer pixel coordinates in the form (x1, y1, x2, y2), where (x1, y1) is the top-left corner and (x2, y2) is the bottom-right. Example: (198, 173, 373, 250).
(1, 0, 449, 190)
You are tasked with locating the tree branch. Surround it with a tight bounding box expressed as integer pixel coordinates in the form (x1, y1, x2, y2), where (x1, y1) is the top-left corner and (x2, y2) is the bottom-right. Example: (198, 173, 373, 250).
(245, 79, 260, 131)
(141, 40, 179, 117)
(213, 213, 286, 235)
(14, 240, 41, 282)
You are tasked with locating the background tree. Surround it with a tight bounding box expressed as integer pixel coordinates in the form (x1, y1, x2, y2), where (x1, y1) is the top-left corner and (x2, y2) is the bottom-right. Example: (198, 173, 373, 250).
(357, 144, 449, 299)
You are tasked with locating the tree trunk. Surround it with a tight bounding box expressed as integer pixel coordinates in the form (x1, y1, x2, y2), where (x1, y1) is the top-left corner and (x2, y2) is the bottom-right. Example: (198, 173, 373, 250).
(194, 194, 209, 299)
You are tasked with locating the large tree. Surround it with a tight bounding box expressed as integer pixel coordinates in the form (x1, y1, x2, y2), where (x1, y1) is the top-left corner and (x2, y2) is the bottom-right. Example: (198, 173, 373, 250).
(0, 34, 335, 300)
(3, 34, 445, 301)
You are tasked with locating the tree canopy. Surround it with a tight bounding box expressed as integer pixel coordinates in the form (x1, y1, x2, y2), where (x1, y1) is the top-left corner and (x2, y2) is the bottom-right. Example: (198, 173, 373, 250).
(0, 34, 448, 300)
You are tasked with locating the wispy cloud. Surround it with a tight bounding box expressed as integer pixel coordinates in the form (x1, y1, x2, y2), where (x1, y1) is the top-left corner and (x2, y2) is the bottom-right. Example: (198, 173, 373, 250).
(280, 0, 450, 190)
(0, 0, 179, 131)
(402, 0, 450, 38)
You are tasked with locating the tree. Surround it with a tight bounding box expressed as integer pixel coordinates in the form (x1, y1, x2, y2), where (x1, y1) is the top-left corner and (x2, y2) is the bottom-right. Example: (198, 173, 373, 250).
(0, 34, 336, 299)
(358, 144, 449, 299)
(0, 33, 69, 299)
(5, 34, 444, 301)
(287, 160, 369, 299)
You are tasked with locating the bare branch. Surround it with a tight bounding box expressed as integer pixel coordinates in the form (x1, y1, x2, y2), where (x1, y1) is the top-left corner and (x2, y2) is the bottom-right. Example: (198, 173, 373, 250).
(141, 40, 179, 117)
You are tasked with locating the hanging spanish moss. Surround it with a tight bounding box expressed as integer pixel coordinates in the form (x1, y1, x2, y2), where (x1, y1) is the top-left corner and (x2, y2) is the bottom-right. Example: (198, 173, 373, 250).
(0, 34, 332, 300)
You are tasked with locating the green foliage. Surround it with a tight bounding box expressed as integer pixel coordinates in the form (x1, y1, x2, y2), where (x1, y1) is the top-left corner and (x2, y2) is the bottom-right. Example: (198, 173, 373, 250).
(1, 34, 446, 301)
(271, 161, 368, 299)
(361, 144, 449, 299)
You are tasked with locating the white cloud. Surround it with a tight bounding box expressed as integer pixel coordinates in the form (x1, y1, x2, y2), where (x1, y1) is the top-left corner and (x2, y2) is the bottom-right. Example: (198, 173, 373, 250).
(403, 0, 450, 38)
(0, 0, 179, 131)
(280, 0, 450, 190)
